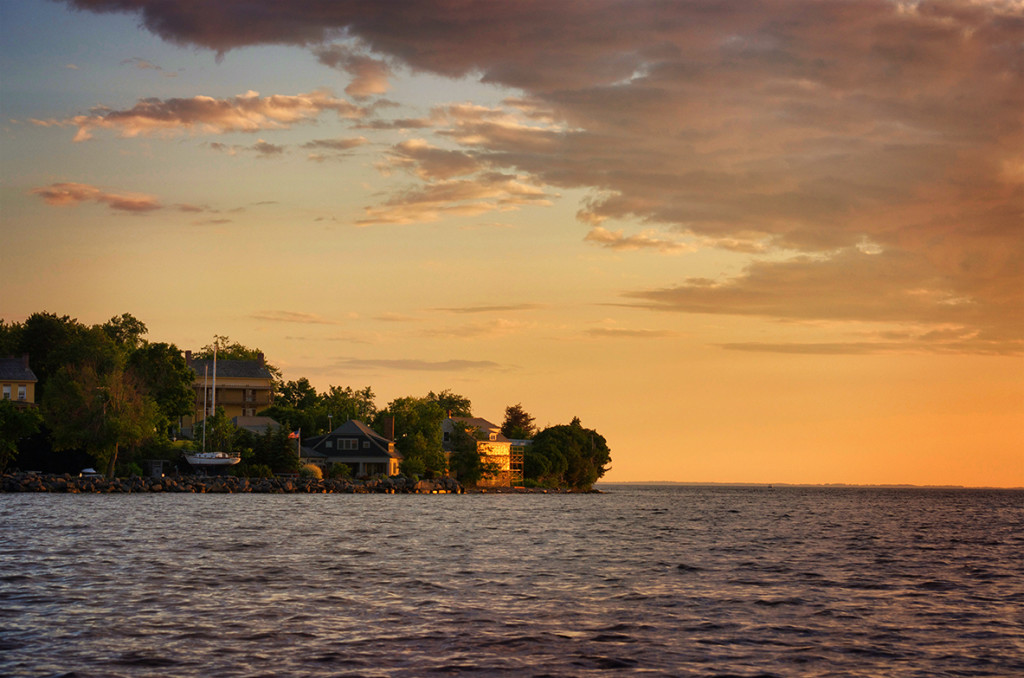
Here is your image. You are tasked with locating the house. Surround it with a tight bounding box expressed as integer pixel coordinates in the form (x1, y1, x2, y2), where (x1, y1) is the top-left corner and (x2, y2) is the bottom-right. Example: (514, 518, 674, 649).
(0, 354, 38, 408)
(181, 351, 275, 435)
(443, 416, 513, 487)
(231, 416, 282, 435)
(301, 419, 402, 477)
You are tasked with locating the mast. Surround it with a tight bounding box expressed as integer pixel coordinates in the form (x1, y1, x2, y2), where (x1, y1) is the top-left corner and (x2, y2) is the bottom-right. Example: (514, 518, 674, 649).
(202, 364, 208, 452)
(211, 339, 218, 414)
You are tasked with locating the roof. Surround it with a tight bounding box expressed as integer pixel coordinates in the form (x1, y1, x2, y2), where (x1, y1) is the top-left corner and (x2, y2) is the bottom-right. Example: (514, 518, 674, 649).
(304, 419, 402, 460)
(231, 416, 281, 434)
(446, 416, 510, 443)
(0, 356, 37, 382)
(189, 358, 273, 380)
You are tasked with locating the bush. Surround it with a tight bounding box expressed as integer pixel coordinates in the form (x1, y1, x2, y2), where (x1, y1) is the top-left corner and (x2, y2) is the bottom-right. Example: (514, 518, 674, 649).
(116, 462, 144, 477)
(299, 463, 323, 480)
(247, 464, 274, 478)
(328, 462, 352, 479)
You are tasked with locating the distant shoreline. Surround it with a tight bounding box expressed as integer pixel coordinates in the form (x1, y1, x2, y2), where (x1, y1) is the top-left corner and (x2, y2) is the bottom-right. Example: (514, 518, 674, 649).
(596, 481, 1024, 491)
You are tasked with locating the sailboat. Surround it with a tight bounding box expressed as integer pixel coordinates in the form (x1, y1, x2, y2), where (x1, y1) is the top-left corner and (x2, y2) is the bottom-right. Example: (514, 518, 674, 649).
(185, 341, 241, 469)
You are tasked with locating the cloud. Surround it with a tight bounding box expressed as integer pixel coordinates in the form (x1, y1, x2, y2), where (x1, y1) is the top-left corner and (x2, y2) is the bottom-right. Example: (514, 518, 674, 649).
(357, 172, 552, 226)
(383, 139, 481, 180)
(586, 328, 677, 339)
(42, 89, 364, 141)
(302, 135, 369, 162)
(250, 311, 339, 325)
(59, 0, 1024, 352)
(584, 226, 694, 254)
(332, 357, 505, 372)
(433, 304, 542, 314)
(31, 182, 161, 213)
(313, 43, 392, 99)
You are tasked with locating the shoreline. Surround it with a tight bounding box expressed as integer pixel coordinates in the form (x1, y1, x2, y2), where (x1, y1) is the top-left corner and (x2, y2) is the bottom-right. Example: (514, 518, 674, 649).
(0, 472, 594, 495)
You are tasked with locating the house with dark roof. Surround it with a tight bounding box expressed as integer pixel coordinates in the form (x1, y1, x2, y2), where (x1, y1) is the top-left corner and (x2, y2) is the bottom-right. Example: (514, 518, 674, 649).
(182, 351, 275, 436)
(0, 354, 38, 408)
(443, 416, 513, 487)
(302, 419, 402, 477)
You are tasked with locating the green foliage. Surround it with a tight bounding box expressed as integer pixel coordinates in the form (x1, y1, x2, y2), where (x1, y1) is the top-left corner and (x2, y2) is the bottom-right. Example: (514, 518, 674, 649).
(501, 403, 536, 440)
(127, 342, 194, 436)
(248, 425, 301, 474)
(428, 389, 472, 417)
(328, 462, 352, 479)
(399, 457, 426, 478)
(245, 463, 274, 478)
(101, 313, 148, 353)
(0, 401, 43, 471)
(377, 395, 447, 477)
(526, 417, 611, 490)
(42, 362, 161, 477)
(260, 382, 376, 438)
(116, 461, 144, 477)
(194, 335, 282, 381)
(447, 422, 500, 487)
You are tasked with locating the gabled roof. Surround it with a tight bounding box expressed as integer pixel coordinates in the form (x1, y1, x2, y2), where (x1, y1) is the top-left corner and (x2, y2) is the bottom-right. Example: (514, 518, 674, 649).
(447, 416, 510, 443)
(231, 416, 281, 434)
(304, 419, 402, 460)
(189, 358, 273, 380)
(0, 356, 37, 382)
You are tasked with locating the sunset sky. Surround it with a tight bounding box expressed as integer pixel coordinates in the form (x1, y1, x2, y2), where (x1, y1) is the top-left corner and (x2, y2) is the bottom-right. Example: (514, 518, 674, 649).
(2, 0, 1021, 487)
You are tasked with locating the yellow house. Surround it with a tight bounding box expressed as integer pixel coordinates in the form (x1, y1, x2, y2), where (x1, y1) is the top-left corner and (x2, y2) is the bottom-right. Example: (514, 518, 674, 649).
(442, 416, 513, 487)
(0, 354, 37, 407)
(181, 351, 274, 435)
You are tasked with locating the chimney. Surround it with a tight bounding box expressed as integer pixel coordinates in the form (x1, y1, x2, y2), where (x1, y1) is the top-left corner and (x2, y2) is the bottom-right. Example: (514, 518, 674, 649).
(385, 416, 395, 441)
(185, 350, 192, 364)
(21, 353, 30, 368)
(257, 352, 265, 367)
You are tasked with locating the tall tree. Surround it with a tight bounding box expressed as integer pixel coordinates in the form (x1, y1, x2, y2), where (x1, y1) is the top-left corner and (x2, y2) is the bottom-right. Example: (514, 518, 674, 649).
(428, 389, 472, 417)
(42, 362, 160, 477)
(126, 342, 195, 436)
(526, 417, 611, 490)
(376, 396, 446, 476)
(0, 401, 42, 472)
(101, 313, 148, 353)
(501, 403, 536, 440)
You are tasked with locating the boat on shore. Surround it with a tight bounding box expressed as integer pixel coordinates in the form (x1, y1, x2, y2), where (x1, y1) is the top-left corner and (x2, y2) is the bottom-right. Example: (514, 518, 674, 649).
(184, 451, 241, 467)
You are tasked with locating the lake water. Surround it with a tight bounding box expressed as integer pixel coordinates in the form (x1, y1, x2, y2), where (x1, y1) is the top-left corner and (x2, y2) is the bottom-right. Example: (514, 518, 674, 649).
(1, 485, 1022, 677)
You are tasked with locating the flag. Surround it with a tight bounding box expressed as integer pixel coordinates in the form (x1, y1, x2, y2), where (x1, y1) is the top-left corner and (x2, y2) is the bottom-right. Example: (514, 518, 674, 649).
(288, 431, 300, 439)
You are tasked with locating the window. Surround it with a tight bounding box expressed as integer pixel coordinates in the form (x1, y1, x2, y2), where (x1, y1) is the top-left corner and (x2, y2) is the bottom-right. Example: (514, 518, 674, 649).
(325, 440, 333, 448)
(362, 441, 370, 449)
(245, 389, 254, 402)
(18, 386, 26, 401)
(339, 439, 359, 451)
(2, 385, 9, 400)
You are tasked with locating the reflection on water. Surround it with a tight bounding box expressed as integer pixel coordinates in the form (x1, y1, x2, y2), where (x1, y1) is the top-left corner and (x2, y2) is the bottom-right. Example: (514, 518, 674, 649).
(2, 486, 1022, 676)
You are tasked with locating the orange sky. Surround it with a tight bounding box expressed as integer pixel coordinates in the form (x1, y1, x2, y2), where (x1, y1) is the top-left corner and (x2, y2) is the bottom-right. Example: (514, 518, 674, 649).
(1, 0, 1021, 486)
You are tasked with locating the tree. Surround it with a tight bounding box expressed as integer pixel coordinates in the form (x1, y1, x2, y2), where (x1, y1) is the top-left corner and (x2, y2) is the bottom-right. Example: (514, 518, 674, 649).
(501, 403, 536, 440)
(448, 421, 501, 486)
(526, 417, 611, 490)
(276, 378, 319, 410)
(42, 362, 160, 477)
(0, 401, 42, 471)
(101, 313, 148, 353)
(376, 396, 446, 477)
(321, 385, 376, 424)
(194, 336, 281, 380)
(428, 389, 472, 417)
(126, 342, 194, 436)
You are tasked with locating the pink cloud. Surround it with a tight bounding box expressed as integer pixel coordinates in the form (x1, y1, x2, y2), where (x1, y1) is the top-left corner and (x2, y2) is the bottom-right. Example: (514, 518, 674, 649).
(31, 182, 161, 213)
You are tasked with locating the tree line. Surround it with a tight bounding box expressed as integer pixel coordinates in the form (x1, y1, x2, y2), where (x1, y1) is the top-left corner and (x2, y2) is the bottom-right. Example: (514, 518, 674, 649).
(1, 312, 611, 489)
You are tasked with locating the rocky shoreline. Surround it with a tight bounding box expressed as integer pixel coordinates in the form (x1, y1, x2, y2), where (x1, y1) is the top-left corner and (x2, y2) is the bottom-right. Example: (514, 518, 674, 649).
(1, 472, 465, 494)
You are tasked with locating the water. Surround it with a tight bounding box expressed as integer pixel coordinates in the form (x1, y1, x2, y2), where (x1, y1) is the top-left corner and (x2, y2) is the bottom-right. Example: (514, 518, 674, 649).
(1, 485, 1022, 677)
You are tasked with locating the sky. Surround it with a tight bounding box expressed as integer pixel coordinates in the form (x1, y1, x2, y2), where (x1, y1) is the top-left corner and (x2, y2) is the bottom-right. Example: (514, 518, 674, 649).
(1, 0, 1022, 487)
